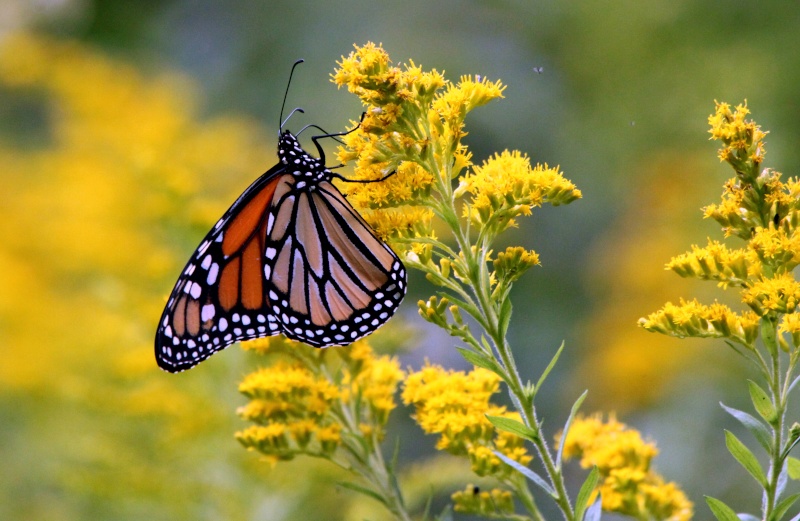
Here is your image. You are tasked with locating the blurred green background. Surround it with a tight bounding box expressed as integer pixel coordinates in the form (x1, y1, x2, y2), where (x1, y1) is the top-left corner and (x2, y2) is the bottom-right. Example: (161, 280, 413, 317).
(2, 1, 799, 519)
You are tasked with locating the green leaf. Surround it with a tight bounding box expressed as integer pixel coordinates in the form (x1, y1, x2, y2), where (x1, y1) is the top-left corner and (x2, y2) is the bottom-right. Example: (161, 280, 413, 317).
(337, 481, 388, 506)
(748, 380, 778, 424)
(705, 496, 741, 521)
(770, 493, 800, 521)
(721, 402, 772, 452)
(492, 450, 555, 496)
(574, 467, 600, 521)
(485, 415, 539, 441)
(456, 347, 504, 376)
(497, 297, 513, 338)
(536, 342, 565, 392)
(725, 430, 767, 487)
(788, 457, 800, 480)
(557, 390, 588, 468)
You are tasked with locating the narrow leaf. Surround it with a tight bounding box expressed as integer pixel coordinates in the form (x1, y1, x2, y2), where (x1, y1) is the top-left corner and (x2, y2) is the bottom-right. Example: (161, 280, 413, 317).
(486, 415, 539, 441)
(725, 430, 767, 486)
(583, 495, 602, 521)
(492, 450, 555, 496)
(748, 380, 778, 424)
(574, 467, 600, 521)
(536, 342, 565, 392)
(557, 390, 589, 468)
(720, 402, 772, 452)
(498, 297, 513, 338)
(705, 496, 741, 521)
(456, 347, 504, 375)
(337, 481, 388, 506)
(771, 493, 800, 521)
(787, 457, 800, 480)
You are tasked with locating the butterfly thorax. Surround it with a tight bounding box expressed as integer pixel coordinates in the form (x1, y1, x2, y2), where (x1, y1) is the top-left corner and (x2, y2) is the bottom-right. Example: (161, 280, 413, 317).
(278, 131, 330, 182)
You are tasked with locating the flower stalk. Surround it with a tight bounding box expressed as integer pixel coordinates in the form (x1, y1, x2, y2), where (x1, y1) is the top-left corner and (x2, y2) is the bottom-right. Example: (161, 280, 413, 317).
(641, 101, 800, 521)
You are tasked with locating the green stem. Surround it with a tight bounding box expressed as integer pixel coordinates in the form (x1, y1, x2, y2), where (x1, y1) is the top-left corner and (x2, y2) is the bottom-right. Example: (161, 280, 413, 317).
(762, 318, 785, 521)
(456, 220, 575, 520)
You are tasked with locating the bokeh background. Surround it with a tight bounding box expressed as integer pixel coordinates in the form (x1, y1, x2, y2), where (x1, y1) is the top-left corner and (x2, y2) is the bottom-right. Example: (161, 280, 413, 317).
(2, 1, 800, 519)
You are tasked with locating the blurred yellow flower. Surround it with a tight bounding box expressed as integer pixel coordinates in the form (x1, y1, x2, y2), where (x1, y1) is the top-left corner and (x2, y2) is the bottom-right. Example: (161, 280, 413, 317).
(402, 363, 532, 477)
(451, 484, 515, 517)
(560, 414, 693, 521)
(237, 338, 402, 460)
(0, 33, 271, 391)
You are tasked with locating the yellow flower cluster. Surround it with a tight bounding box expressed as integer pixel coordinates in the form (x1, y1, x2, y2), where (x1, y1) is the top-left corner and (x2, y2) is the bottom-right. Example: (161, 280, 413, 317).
(561, 415, 693, 521)
(642, 102, 800, 351)
(639, 298, 759, 347)
(451, 485, 515, 517)
(708, 101, 767, 169)
(332, 43, 518, 251)
(749, 227, 800, 272)
(236, 338, 403, 460)
(236, 360, 343, 459)
(487, 246, 541, 301)
(402, 364, 532, 478)
(742, 272, 800, 315)
(0, 33, 269, 392)
(460, 151, 581, 231)
(666, 240, 757, 286)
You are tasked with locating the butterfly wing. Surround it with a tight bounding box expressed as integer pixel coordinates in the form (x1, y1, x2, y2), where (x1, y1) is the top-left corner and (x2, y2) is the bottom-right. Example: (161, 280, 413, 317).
(155, 165, 285, 372)
(263, 176, 407, 347)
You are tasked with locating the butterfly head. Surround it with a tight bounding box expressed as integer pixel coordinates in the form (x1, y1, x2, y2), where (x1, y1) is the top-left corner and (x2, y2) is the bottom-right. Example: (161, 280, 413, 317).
(278, 130, 329, 181)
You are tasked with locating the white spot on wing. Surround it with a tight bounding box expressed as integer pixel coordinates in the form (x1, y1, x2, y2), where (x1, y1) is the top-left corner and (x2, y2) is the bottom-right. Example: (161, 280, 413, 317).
(207, 264, 219, 285)
(201, 304, 215, 321)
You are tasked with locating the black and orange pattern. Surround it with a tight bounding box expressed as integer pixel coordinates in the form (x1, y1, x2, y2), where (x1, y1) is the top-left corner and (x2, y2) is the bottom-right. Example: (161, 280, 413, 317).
(156, 131, 406, 373)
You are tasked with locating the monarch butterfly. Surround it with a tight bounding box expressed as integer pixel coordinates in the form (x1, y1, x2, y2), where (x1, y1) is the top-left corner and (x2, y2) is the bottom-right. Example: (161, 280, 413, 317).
(155, 61, 407, 373)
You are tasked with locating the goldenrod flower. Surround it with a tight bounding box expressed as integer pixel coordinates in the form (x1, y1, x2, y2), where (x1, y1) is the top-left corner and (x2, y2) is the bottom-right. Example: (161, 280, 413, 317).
(237, 339, 401, 459)
(639, 298, 759, 347)
(742, 272, 800, 315)
(493, 246, 541, 285)
(402, 364, 532, 477)
(749, 227, 800, 272)
(666, 240, 757, 285)
(708, 100, 767, 171)
(451, 485, 515, 516)
(560, 415, 692, 521)
(461, 151, 581, 232)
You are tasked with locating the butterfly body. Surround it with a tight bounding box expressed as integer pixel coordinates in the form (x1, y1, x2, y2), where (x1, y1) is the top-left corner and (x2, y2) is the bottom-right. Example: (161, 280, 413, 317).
(156, 130, 406, 373)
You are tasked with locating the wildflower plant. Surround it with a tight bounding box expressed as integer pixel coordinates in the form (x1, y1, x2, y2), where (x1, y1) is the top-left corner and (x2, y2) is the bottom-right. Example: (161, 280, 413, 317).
(559, 414, 692, 520)
(640, 101, 800, 520)
(236, 337, 409, 519)
(334, 42, 591, 520)
(239, 43, 689, 520)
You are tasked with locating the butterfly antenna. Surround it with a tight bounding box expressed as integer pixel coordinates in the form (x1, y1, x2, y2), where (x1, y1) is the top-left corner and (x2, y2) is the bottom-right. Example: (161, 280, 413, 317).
(281, 108, 305, 130)
(279, 59, 305, 134)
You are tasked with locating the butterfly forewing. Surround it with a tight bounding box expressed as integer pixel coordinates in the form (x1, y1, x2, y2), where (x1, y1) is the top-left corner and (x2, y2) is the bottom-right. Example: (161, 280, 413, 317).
(155, 168, 284, 372)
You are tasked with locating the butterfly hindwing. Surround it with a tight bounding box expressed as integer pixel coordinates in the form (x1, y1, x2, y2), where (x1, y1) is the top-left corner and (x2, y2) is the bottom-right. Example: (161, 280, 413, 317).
(263, 175, 406, 347)
(155, 167, 284, 372)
